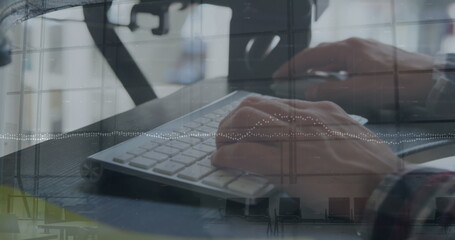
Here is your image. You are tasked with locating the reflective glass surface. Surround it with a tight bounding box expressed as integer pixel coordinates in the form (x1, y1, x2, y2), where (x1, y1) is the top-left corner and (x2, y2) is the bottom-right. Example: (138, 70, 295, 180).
(1, 1, 455, 240)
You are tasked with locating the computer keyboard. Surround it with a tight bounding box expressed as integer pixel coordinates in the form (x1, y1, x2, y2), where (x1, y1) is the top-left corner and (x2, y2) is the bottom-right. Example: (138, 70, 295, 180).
(81, 91, 368, 199)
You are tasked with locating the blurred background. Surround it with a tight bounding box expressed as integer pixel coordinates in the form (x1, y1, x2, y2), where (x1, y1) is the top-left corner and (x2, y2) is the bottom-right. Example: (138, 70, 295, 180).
(0, 0, 455, 229)
(3, 0, 455, 158)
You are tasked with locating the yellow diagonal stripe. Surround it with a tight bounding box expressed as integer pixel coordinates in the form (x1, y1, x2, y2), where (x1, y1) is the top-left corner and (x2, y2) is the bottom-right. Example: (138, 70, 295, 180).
(1, 185, 311, 240)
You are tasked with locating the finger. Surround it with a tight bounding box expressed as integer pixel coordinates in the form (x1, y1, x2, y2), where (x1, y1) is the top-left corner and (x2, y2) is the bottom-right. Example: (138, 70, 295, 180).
(273, 42, 346, 79)
(237, 96, 309, 110)
(217, 97, 305, 148)
(234, 96, 346, 119)
(269, 98, 346, 114)
(310, 63, 344, 72)
(237, 96, 335, 115)
(233, 97, 334, 131)
(303, 75, 396, 113)
(237, 96, 302, 116)
(218, 96, 267, 129)
(211, 142, 289, 178)
(219, 97, 363, 146)
(274, 63, 344, 82)
(221, 96, 303, 131)
(238, 96, 352, 127)
(216, 105, 291, 147)
(220, 100, 292, 129)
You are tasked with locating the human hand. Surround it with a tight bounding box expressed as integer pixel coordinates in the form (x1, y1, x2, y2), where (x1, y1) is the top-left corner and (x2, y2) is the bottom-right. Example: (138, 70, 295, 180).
(273, 38, 434, 116)
(212, 96, 403, 207)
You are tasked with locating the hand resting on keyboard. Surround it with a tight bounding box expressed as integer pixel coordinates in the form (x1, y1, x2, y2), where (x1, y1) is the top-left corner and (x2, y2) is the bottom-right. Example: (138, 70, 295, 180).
(212, 96, 402, 208)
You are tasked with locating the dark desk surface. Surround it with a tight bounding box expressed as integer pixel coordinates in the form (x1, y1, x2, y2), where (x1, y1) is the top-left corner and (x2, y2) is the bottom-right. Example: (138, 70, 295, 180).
(2, 78, 455, 239)
(0, 78, 252, 238)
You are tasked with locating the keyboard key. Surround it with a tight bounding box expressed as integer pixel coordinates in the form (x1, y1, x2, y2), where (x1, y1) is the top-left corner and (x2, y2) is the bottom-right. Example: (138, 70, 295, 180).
(164, 141, 191, 150)
(193, 144, 214, 153)
(154, 145, 180, 156)
(350, 114, 368, 125)
(182, 148, 207, 159)
(203, 138, 216, 147)
(202, 170, 241, 188)
(171, 154, 197, 166)
(231, 100, 242, 106)
(178, 137, 202, 145)
(174, 127, 192, 134)
(169, 132, 185, 141)
(178, 165, 215, 181)
(214, 116, 225, 122)
(127, 148, 147, 156)
(204, 113, 221, 120)
(194, 117, 211, 124)
(213, 109, 228, 116)
(113, 153, 135, 164)
(150, 137, 168, 144)
(206, 121, 220, 128)
(140, 142, 159, 150)
(154, 161, 185, 175)
(143, 151, 169, 162)
(187, 130, 207, 139)
(184, 122, 201, 129)
(227, 176, 267, 195)
(87, 93, 280, 201)
(222, 105, 235, 112)
(197, 157, 213, 167)
(129, 157, 157, 170)
(245, 175, 269, 184)
(197, 126, 217, 134)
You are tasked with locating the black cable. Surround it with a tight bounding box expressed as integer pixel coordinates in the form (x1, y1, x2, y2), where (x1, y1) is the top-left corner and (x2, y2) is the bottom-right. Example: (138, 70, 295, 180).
(83, 2, 157, 106)
(42, 16, 140, 29)
(0, 33, 11, 66)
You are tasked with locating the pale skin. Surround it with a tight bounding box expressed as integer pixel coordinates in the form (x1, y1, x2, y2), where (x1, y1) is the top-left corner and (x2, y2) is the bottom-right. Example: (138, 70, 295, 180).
(212, 38, 431, 203)
(274, 38, 434, 115)
(212, 96, 402, 204)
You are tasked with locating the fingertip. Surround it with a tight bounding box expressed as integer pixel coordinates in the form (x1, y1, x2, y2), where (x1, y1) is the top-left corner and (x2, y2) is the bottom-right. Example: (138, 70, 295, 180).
(215, 132, 234, 150)
(241, 96, 264, 105)
(210, 150, 220, 165)
(273, 65, 288, 79)
(211, 145, 230, 168)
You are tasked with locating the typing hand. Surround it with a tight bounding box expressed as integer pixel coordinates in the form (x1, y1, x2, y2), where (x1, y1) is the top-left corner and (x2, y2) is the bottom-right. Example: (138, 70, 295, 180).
(273, 38, 434, 115)
(212, 96, 402, 205)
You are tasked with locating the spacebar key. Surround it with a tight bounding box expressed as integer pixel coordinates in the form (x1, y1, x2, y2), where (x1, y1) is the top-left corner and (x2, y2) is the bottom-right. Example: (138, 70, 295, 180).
(153, 162, 185, 175)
